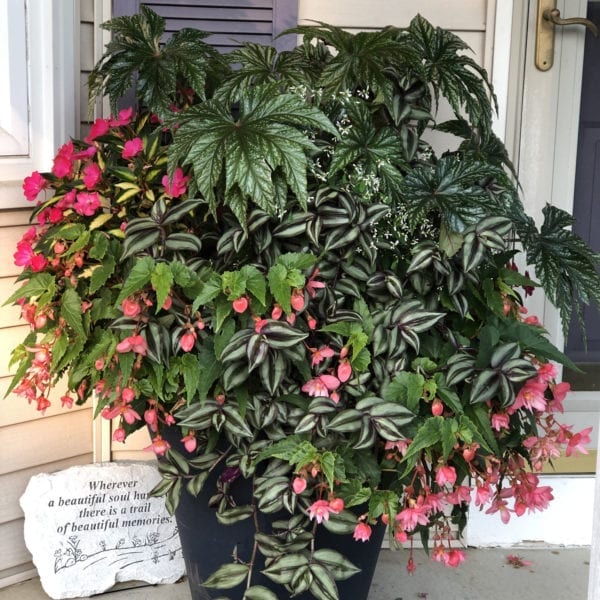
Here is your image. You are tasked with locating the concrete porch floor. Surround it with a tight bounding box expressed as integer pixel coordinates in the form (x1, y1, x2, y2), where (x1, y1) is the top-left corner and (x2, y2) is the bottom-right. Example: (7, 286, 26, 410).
(0, 547, 590, 600)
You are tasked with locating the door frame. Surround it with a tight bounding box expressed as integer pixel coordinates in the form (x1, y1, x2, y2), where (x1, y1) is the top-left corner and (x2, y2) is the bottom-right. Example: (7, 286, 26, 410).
(466, 0, 598, 548)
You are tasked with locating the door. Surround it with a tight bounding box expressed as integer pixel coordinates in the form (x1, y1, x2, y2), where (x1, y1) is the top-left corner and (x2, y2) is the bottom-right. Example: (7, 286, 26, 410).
(467, 0, 598, 547)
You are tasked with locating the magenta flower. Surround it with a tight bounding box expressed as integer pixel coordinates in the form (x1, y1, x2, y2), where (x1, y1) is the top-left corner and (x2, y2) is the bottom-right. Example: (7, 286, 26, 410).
(74, 191, 101, 216)
(82, 162, 102, 190)
(306, 268, 325, 297)
(162, 167, 190, 198)
(22, 171, 47, 201)
(84, 118, 110, 143)
(52, 141, 74, 178)
(73, 145, 97, 160)
(109, 107, 134, 127)
(445, 549, 466, 568)
(122, 137, 144, 160)
(181, 432, 197, 453)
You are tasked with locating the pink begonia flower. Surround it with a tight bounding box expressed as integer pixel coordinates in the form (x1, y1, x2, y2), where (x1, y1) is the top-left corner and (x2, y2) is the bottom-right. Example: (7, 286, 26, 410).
(179, 330, 197, 352)
(445, 549, 466, 568)
(384, 439, 411, 457)
(52, 141, 75, 178)
(548, 381, 570, 413)
(232, 296, 249, 313)
(122, 137, 144, 160)
(309, 345, 335, 367)
(446, 485, 471, 505)
(181, 433, 197, 453)
(524, 315, 541, 326)
(112, 427, 126, 443)
(116, 334, 148, 356)
(60, 394, 74, 409)
(121, 297, 141, 318)
(328, 498, 344, 514)
(566, 426, 593, 457)
(306, 269, 325, 297)
(121, 387, 135, 403)
(536, 362, 558, 383)
(395, 500, 430, 532)
(74, 191, 101, 216)
(109, 107, 134, 127)
(83, 162, 103, 190)
(271, 304, 283, 319)
(337, 359, 352, 382)
(485, 498, 511, 524)
(308, 499, 332, 524)
(491, 412, 510, 431)
(144, 408, 158, 432)
(301, 374, 340, 400)
(509, 379, 548, 413)
(435, 465, 457, 487)
(145, 436, 171, 456)
(290, 289, 305, 311)
(292, 477, 307, 494)
(254, 318, 268, 333)
(84, 118, 110, 143)
(162, 167, 190, 198)
(474, 483, 492, 507)
(122, 405, 141, 425)
(353, 522, 372, 542)
(22, 171, 47, 201)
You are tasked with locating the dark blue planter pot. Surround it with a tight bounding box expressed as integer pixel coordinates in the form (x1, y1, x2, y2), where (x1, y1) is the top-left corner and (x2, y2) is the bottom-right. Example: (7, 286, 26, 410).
(159, 426, 385, 600)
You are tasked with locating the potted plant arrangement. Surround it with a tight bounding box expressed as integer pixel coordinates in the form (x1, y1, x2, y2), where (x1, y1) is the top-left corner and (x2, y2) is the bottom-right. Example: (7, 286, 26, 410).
(7, 7, 599, 600)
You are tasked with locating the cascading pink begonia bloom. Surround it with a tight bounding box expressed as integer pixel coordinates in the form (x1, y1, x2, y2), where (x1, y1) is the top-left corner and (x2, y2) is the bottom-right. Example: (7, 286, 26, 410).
(435, 464, 457, 487)
(566, 426, 593, 457)
(301, 374, 341, 402)
(116, 334, 148, 356)
(509, 378, 548, 414)
(353, 522, 372, 542)
(308, 499, 333, 524)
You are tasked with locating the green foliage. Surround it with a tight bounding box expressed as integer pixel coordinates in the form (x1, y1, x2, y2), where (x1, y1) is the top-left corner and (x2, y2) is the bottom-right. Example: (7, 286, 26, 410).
(7, 9, 600, 599)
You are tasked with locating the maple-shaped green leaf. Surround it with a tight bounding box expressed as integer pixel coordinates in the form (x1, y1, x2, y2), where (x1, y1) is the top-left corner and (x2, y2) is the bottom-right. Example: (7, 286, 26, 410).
(399, 156, 506, 231)
(215, 43, 310, 103)
(288, 23, 418, 97)
(169, 83, 338, 228)
(524, 204, 600, 336)
(405, 15, 496, 134)
(88, 5, 222, 118)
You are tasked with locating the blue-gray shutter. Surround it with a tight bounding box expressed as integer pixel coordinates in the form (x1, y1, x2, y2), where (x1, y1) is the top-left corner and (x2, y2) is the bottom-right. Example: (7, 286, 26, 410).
(113, 0, 298, 52)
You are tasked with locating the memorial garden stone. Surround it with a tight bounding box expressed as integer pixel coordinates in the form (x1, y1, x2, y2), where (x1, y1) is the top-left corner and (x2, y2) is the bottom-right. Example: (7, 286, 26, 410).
(20, 462, 185, 599)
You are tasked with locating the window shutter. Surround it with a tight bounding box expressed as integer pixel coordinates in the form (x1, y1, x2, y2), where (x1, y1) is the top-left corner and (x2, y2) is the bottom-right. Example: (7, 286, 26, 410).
(113, 0, 298, 52)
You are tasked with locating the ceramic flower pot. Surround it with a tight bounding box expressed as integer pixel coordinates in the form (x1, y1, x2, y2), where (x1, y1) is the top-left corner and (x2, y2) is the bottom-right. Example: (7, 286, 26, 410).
(159, 426, 386, 600)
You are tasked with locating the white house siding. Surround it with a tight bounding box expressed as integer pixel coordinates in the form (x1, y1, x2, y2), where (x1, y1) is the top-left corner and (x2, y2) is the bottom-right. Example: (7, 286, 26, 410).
(0, 2, 95, 588)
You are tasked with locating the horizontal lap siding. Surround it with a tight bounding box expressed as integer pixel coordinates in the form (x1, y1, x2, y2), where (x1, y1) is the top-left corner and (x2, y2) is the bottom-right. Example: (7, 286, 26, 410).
(0, 3, 97, 575)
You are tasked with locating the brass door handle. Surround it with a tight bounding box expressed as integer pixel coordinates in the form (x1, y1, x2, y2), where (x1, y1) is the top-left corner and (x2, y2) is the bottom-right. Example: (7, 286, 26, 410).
(544, 8, 599, 37)
(536, 0, 599, 71)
